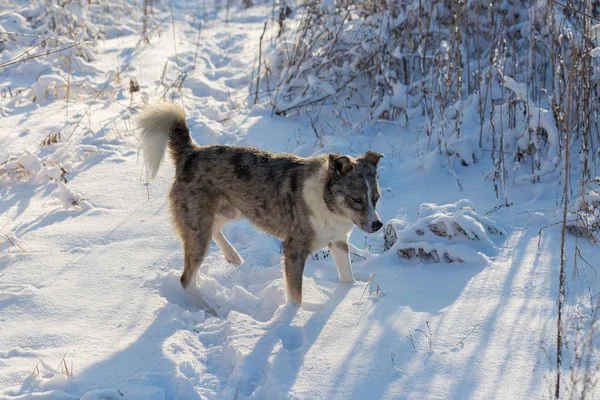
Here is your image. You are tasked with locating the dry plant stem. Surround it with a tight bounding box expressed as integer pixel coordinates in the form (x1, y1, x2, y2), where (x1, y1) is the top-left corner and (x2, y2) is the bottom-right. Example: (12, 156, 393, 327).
(0, 32, 79, 43)
(275, 64, 376, 115)
(66, 50, 72, 118)
(55, 351, 70, 377)
(549, 0, 600, 22)
(415, 321, 433, 351)
(574, 245, 596, 279)
(406, 331, 416, 351)
(62, 359, 70, 377)
(476, 0, 483, 147)
(30, 359, 41, 378)
(159, 60, 168, 85)
(160, 71, 187, 100)
(454, 324, 480, 348)
(491, 98, 498, 197)
(63, 78, 113, 145)
(254, 22, 267, 105)
(360, 273, 375, 300)
(2, 235, 25, 253)
(138, 15, 171, 46)
(0, 31, 100, 70)
(192, 20, 203, 71)
(143, 0, 150, 43)
(169, 0, 184, 108)
(0, 0, 34, 18)
(0, 23, 64, 68)
(556, 49, 576, 400)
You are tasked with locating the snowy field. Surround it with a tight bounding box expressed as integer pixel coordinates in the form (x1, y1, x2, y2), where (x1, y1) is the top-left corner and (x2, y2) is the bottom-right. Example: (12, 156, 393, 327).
(0, 0, 599, 399)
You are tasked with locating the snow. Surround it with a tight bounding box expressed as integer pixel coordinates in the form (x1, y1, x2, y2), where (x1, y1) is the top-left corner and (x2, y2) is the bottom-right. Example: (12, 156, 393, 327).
(0, 1, 598, 399)
(384, 200, 506, 265)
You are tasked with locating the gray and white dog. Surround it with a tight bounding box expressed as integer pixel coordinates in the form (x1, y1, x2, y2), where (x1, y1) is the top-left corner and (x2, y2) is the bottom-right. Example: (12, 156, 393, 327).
(137, 102, 384, 314)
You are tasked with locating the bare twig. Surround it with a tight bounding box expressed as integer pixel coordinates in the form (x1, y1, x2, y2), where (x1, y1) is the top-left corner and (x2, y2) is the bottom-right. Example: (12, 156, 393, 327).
(0, 32, 78, 43)
(360, 273, 382, 300)
(406, 331, 416, 351)
(0, 0, 34, 18)
(169, 0, 184, 108)
(254, 21, 268, 105)
(0, 31, 101, 70)
(192, 21, 203, 70)
(454, 324, 481, 348)
(548, 0, 600, 22)
(415, 321, 433, 352)
(62, 78, 113, 145)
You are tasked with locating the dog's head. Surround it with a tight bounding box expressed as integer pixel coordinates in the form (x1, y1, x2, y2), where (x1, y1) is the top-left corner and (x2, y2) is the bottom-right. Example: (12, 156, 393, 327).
(325, 150, 384, 233)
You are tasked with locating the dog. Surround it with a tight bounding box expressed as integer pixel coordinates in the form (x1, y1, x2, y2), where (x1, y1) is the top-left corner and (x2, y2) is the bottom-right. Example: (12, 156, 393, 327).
(137, 101, 384, 314)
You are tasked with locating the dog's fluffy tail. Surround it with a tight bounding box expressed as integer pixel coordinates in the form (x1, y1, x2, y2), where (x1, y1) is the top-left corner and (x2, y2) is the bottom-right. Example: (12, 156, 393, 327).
(137, 101, 193, 179)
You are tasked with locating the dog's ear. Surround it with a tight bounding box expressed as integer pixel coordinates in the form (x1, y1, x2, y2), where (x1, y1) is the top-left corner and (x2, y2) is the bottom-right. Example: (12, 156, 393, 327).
(360, 150, 384, 167)
(328, 154, 355, 177)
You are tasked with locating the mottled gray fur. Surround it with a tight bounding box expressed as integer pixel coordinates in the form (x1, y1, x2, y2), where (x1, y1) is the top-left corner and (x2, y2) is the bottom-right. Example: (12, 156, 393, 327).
(137, 102, 384, 314)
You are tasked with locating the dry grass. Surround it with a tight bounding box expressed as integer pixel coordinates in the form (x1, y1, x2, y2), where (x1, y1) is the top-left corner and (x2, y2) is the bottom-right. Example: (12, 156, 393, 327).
(0, 159, 32, 182)
(57, 352, 73, 378)
(1, 234, 25, 253)
(40, 132, 61, 148)
(360, 273, 382, 300)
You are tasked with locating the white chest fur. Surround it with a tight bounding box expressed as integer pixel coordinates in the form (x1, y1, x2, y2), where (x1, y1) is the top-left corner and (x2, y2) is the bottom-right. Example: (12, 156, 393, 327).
(303, 168, 353, 252)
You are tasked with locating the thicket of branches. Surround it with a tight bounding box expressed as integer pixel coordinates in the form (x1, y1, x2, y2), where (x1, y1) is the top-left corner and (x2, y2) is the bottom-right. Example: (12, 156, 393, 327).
(266, 0, 600, 197)
(262, 0, 600, 397)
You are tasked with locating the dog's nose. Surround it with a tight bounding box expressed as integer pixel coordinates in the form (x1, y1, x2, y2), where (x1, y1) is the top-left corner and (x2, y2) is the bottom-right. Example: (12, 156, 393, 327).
(372, 221, 383, 232)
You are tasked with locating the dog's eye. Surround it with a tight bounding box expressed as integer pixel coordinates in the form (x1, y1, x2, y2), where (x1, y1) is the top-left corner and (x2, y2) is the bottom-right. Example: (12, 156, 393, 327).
(351, 197, 363, 204)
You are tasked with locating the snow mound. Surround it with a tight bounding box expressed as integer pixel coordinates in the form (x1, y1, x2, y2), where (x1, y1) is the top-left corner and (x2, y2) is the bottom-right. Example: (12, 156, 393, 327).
(31, 75, 69, 104)
(0, 152, 85, 210)
(384, 200, 505, 264)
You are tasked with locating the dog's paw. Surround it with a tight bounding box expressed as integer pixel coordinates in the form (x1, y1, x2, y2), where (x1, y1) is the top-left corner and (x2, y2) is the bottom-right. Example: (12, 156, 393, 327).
(186, 289, 218, 316)
(225, 253, 244, 266)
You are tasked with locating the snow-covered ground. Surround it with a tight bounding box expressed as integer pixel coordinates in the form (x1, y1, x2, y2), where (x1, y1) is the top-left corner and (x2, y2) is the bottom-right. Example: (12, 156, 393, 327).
(0, 1, 598, 399)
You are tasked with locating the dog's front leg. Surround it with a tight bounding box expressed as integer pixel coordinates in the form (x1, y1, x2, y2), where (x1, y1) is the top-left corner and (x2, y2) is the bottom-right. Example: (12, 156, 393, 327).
(282, 239, 310, 305)
(329, 241, 355, 284)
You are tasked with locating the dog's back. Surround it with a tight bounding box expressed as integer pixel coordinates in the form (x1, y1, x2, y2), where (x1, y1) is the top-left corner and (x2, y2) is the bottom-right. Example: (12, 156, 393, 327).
(174, 145, 325, 240)
(137, 102, 325, 241)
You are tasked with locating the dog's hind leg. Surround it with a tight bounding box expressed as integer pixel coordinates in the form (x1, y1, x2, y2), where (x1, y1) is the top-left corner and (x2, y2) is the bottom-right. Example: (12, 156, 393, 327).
(282, 238, 310, 305)
(329, 240, 355, 283)
(180, 221, 216, 315)
(213, 218, 244, 266)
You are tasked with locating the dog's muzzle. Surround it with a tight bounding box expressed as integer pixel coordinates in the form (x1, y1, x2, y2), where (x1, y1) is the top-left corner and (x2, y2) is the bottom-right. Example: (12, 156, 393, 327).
(371, 220, 383, 232)
(359, 219, 383, 233)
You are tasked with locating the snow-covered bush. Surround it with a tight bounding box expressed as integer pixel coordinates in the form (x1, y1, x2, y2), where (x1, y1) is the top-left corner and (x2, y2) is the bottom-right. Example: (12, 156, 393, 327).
(0, 0, 144, 107)
(267, 0, 600, 195)
(268, 3, 417, 118)
(384, 200, 505, 264)
(0, 0, 100, 66)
